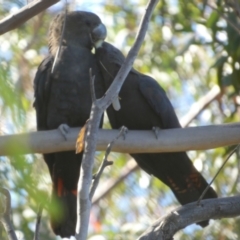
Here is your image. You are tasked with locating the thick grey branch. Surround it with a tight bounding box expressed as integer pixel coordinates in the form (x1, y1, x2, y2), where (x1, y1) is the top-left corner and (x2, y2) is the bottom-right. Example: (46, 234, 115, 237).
(138, 196, 240, 240)
(0, 85, 222, 157)
(0, 123, 240, 156)
(0, 0, 59, 35)
(75, 105, 102, 240)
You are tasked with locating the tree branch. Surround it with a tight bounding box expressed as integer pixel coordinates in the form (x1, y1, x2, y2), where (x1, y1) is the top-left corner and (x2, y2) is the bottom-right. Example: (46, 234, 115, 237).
(89, 127, 127, 200)
(89, 156, 113, 201)
(97, 1, 159, 110)
(92, 159, 138, 205)
(0, 85, 222, 157)
(0, 188, 18, 240)
(180, 85, 221, 127)
(197, 144, 239, 204)
(207, 2, 240, 35)
(75, 0, 159, 239)
(0, 0, 60, 35)
(33, 204, 43, 240)
(138, 195, 240, 240)
(0, 123, 240, 156)
(225, 0, 240, 18)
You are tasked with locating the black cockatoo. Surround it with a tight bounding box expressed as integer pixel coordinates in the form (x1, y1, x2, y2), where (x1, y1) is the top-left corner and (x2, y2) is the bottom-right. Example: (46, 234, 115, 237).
(94, 41, 217, 227)
(33, 11, 106, 237)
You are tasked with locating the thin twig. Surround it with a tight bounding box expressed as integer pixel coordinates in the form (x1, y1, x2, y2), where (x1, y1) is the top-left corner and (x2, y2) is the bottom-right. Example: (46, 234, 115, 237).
(230, 146, 240, 193)
(0, 188, 18, 240)
(197, 144, 240, 204)
(89, 126, 128, 200)
(225, 0, 240, 18)
(89, 154, 113, 201)
(207, 3, 240, 35)
(33, 203, 43, 240)
(180, 85, 221, 127)
(92, 159, 138, 205)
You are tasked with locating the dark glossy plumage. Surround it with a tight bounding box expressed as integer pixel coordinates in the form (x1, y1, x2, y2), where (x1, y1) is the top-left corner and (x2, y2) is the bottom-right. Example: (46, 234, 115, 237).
(33, 11, 106, 237)
(95, 42, 217, 227)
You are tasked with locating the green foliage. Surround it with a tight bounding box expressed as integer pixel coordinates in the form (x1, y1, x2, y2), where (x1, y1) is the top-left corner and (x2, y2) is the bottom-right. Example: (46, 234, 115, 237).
(0, 0, 240, 239)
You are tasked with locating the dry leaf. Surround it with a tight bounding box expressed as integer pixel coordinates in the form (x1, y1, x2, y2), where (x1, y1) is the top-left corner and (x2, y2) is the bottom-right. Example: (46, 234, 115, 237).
(76, 123, 87, 153)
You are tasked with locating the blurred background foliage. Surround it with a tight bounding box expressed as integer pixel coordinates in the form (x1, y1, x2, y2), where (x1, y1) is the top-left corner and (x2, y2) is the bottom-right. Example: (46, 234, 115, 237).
(0, 0, 240, 239)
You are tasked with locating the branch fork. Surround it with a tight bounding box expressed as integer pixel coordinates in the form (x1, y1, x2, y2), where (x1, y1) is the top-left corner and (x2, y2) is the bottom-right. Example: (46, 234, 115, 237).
(75, 1, 159, 239)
